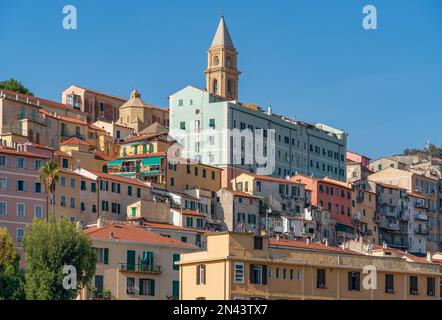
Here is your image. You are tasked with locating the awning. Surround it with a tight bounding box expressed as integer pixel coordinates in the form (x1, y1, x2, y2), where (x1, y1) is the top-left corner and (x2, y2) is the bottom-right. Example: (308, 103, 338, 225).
(141, 157, 162, 166)
(108, 160, 123, 166)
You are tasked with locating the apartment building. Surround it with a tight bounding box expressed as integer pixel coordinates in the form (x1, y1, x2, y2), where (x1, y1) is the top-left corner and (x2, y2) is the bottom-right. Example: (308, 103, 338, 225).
(407, 193, 431, 255)
(370, 182, 409, 249)
(179, 232, 442, 300)
(51, 168, 98, 225)
(346, 151, 372, 183)
(368, 167, 440, 252)
(115, 89, 169, 133)
(215, 188, 260, 234)
(0, 146, 48, 259)
(292, 174, 354, 243)
(370, 157, 408, 173)
(169, 17, 347, 184)
(62, 85, 126, 123)
(82, 222, 198, 300)
(74, 168, 150, 221)
(351, 183, 378, 244)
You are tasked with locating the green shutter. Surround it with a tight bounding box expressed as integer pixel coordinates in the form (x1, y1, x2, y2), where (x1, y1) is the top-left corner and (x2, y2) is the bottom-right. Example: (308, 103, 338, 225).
(173, 254, 180, 270)
(127, 250, 136, 271)
(139, 278, 144, 295)
(104, 248, 109, 265)
(172, 280, 179, 298)
(150, 279, 156, 296)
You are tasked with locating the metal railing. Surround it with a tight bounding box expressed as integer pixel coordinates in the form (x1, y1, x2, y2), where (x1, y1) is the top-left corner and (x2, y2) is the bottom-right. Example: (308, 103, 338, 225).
(119, 263, 161, 274)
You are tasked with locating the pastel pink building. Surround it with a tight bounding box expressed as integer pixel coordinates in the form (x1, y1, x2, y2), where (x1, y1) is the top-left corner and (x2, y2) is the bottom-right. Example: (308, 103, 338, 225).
(0, 146, 49, 260)
(346, 151, 370, 168)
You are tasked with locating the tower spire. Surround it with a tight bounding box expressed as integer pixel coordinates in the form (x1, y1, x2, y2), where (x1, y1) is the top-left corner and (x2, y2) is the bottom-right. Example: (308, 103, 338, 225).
(205, 16, 240, 100)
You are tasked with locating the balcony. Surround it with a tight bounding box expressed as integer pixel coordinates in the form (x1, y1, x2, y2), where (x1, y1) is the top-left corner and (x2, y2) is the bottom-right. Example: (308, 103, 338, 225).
(385, 211, 399, 218)
(414, 227, 429, 236)
(119, 263, 161, 274)
(385, 222, 400, 231)
(414, 213, 428, 221)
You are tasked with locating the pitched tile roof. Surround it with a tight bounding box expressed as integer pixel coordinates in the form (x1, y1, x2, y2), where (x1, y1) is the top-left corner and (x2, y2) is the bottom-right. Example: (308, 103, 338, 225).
(270, 238, 362, 256)
(60, 137, 89, 146)
(83, 223, 195, 247)
(85, 169, 148, 187)
(0, 146, 49, 159)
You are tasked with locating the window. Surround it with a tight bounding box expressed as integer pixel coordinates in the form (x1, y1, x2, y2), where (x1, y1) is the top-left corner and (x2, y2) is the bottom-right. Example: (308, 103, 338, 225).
(250, 264, 267, 285)
(91, 182, 97, 193)
(427, 277, 435, 296)
(139, 278, 155, 296)
(254, 236, 263, 250)
(101, 201, 109, 212)
(136, 188, 141, 198)
(178, 99, 183, 107)
(209, 119, 215, 128)
(34, 182, 42, 193)
(80, 180, 86, 191)
(0, 156, 7, 166)
(348, 272, 360, 291)
(127, 185, 132, 196)
(34, 160, 42, 171)
(95, 248, 109, 264)
(173, 254, 180, 271)
(186, 217, 193, 227)
(70, 179, 75, 188)
(16, 228, 24, 243)
(0, 202, 7, 216)
(197, 265, 206, 285)
(81, 202, 85, 211)
(126, 277, 135, 295)
(181, 236, 187, 243)
(180, 122, 186, 130)
(70, 198, 75, 209)
(62, 158, 69, 169)
(34, 205, 43, 219)
(234, 263, 244, 283)
(317, 269, 326, 289)
(385, 274, 394, 293)
(276, 268, 280, 279)
(410, 276, 418, 295)
(0, 178, 8, 191)
(16, 157, 25, 169)
(17, 180, 26, 192)
(16, 203, 25, 217)
(212, 171, 215, 180)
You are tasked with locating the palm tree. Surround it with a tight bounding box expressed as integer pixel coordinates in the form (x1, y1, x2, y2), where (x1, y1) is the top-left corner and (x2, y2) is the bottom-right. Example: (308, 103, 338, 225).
(39, 161, 60, 222)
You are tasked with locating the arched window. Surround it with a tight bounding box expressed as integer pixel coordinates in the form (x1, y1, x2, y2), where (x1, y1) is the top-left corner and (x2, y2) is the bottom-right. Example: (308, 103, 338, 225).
(143, 144, 147, 153)
(227, 56, 231, 68)
(213, 55, 219, 66)
(213, 79, 218, 94)
(227, 80, 233, 96)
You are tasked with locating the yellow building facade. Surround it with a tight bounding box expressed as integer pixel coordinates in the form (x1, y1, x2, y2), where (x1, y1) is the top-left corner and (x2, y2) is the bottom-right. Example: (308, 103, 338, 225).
(179, 232, 442, 300)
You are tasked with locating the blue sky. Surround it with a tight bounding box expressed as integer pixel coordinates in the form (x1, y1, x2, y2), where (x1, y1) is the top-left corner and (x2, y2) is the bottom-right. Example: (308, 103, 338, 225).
(1, 0, 441, 159)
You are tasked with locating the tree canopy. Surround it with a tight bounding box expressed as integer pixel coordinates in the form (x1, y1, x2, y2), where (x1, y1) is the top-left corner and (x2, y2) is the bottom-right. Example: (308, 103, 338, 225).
(0, 228, 25, 299)
(0, 78, 34, 96)
(23, 219, 96, 300)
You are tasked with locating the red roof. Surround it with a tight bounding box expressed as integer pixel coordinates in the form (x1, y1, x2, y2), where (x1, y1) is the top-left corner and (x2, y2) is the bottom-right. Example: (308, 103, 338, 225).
(86, 169, 148, 187)
(83, 223, 195, 247)
(60, 137, 89, 146)
(95, 152, 117, 161)
(373, 182, 406, 191)
(0, 146, 49, 159)
(39, 109, 87, 124)
(171, 209, 206, 217)
(54, 150, 73, 158)
(270, 238, 362, 256)
(140, 220, 207, 234)
(225, 189, 260, 199)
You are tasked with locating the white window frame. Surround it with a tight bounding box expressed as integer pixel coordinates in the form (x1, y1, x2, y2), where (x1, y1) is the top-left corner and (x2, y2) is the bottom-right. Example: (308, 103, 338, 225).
(34, 205, 43, 219)
(16, 228, 24, 243)
(16, 203, 25, 218)
(0, 201, 7, 216)
(234, 262, 245, 283)
(0, 177, 8, 190)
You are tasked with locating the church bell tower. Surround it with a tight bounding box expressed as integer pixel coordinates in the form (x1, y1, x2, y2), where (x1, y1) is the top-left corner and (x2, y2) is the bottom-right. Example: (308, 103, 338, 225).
(205, 16, 240, 101)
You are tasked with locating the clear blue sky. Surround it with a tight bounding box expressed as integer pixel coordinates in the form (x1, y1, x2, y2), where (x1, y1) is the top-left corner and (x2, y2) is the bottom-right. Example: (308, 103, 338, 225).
(1, 0, 441, 159)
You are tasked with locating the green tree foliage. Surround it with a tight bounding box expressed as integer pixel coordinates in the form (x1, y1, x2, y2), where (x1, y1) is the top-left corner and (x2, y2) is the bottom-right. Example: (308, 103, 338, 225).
(0, 78, 34, 96)
(0, 229, 25, 299)
(23, 219, 96, 300)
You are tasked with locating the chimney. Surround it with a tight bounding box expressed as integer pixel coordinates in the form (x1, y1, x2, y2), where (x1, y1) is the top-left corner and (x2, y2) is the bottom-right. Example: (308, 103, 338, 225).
(109, 232, 115, 240)
(266, 105, 272, 115)
(427, 251, 433, 263)
(276, 234, 280, 241)
(382, 241, 387, 249)
(97, 218, 105, 228)
(325, 238, 328, 246)
(306, 238, 310, 244)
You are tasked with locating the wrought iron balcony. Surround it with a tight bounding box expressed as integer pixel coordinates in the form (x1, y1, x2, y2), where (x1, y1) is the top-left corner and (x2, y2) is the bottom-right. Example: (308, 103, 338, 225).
(119, 263, 161, 274)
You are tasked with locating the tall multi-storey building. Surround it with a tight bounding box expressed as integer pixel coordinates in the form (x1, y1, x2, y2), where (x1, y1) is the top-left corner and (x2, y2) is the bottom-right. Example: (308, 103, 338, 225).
(0, 146, 49, 259)
(346, 151, 372, 183)
(169, 17, 347, 185)
(368, 167, 440, 252)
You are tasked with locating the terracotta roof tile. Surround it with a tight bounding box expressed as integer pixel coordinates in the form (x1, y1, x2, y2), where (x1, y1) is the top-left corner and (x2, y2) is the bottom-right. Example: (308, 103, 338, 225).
(270, 238, 363, 255)
(85, 169, 148, 187)
(60, 137, 89, 146)
(0, 146, 49, 159)
(84, 223, 195, 247)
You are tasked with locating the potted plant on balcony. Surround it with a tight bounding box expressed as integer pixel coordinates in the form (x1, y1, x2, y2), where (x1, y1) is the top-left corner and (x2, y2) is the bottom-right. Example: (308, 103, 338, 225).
(103, 288, 111, 300)
(88, 286, 98, 300)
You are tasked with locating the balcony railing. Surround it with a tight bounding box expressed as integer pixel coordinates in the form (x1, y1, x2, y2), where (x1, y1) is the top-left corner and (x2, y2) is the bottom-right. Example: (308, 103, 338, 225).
(385, 211, 399, 218)
(119, 263, 161, 274)
(385, 222, 400, 231)
(414, 228, 429, 235)
(414, 213, 428, 221)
